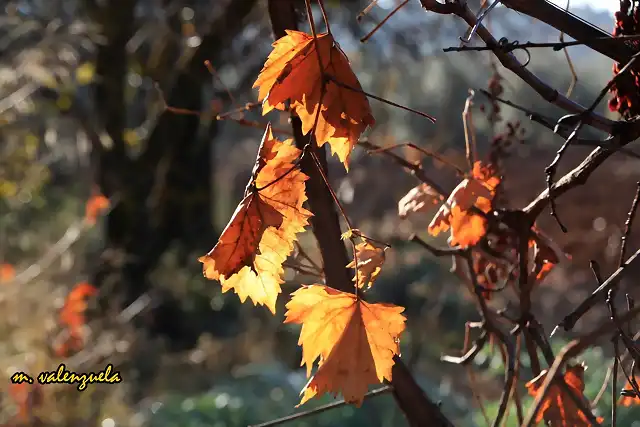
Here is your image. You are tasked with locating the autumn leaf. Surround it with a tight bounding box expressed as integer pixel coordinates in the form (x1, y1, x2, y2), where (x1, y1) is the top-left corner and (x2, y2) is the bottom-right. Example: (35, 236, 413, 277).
(341, 228, 360, 240)
(619, 388, 640, 406)
(85, 192, 110, 225)
(346, 241, 387, 290)
(398, 183, 443, 219)
(470, 252, 508, 300)
(201, 194, 284, 280)
(55, 283, 97, 357)
(0, 263, 15, 283)
(284, 285, 406, 406)
(253, 30, 375, 170)
(60, 282, 98, 337)
(8, 382, 43, 422)
(199, 124, 312, 314)
(472, 161, 500, 192)
(527, 228, 567, 284)
(428, 161, 500, 247)
(526, 363, 603, 426)
(53, 333, 85, 358)
(529, 237, 558, 283)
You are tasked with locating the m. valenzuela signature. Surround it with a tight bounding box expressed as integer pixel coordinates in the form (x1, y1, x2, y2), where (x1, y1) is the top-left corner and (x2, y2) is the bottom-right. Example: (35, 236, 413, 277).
(11, 363, 122, 391)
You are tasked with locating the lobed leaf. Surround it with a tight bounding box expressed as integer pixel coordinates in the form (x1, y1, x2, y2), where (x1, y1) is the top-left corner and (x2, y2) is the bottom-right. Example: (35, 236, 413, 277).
(284, 285, 405, 406)
(526, 364, 604, 426)
(346, 241, 387, 290)
(199, 124, 312, 314)
(253, 30, 375, 170)
(397, 183, 442, 219)
(428, 161, 500, 248)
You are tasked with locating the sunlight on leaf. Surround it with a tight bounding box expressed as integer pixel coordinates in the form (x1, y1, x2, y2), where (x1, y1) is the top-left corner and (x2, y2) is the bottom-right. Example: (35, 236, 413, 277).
(428, 161, 500, 248)
(0, 263, 16, 283)
(526, 363, 604, 426)
(253, 30, 375, 170)
(398, 183, 442, 219)
(85, 193, 110, 225)
(199, 124, 312, 314)
(284, 285, 405, 406)
(346, 241, 387, 290)
(60, 282, 98, 341)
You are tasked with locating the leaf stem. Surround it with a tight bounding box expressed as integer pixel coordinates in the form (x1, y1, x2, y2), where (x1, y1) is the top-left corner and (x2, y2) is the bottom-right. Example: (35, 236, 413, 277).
(308, 150, 360, 296)
(360, 0, 409, 43)
(326, 74, 436, 123)
(317, 0, 331, 34)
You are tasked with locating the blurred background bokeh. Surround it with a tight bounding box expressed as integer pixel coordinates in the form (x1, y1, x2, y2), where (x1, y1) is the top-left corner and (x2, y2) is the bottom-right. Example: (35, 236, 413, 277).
(2, 0, 640, 426)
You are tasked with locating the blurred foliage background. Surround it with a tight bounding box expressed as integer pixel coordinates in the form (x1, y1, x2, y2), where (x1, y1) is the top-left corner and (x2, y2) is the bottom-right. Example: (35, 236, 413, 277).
(2, 0, 640, 426)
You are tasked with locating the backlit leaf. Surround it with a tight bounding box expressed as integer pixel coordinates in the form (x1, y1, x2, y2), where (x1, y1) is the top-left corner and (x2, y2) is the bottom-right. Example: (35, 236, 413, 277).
(346, 241, 387, 290)
(85, 193, 110, 225)
(428, 161, 500, 247)
(526, 363, 603, 426)
(284, 285, 406, 406)
(398, 183, 442, 219)
(60, 282, 97, 339)
(0, 263, 15, 283)
(253, 30, 375, 170)
(199, 124, 312, 313)
(619, 388, 640, 406)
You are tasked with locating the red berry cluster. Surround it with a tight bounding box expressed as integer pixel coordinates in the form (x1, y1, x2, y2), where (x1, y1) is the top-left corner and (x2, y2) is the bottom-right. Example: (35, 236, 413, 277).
(609, 0, 640, 118)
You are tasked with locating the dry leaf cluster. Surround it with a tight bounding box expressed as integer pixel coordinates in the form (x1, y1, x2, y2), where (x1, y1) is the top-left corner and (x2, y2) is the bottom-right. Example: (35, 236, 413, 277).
(199, 28, 406, 406)
(192, 3, 640, 424)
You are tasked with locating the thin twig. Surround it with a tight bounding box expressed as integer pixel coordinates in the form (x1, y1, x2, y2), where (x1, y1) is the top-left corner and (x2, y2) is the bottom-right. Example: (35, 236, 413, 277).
(410, 234, 465, 257)
(359, 139, 448, 195)
(558, 0, 577, 98)
(357, 0, 380, 22)
(360, 0, 409, 43)
(591, 353, 615, 407)
(619, 182, 640, 268)
(612, 348, 619, 426)
(3, 222, 89, 289)
(369, 142, 465, 175)
(443, 34, 640, 53)
(420, 0, 616, 132)
(441, 330, 488, 364)
(556, 248, 640, 333)
(477, 88, 640, 160)
(326, 75, 437, 123)
(462, 89, 477, 171)
(248, 387, 392, 427)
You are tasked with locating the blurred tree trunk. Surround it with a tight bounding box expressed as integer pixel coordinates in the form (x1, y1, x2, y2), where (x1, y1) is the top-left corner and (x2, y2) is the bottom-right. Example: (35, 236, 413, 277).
(87, 0, 257, 355)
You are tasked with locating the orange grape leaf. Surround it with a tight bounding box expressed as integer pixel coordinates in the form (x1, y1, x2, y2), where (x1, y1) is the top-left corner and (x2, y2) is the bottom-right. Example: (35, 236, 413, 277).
(525, 363, 603, 426)
(201, 193, 284, 279)
(199, 124, 312, 314)
(428, 161, 500, 248)
(253, 30, 375, 170)
(53, 332, 85, 358)
(471, 160, 500, 191)
(284, 285, 406, 406)
(8, 382, 43, 422)
(85, 193, 110, 225)
(398, 183, 443, 219)
(619, 388, 640, 406)
(448, 205, 488, 247)
(0, 263, 15, 283)
(346, 241, 387, 290)
(60, 282, 97, 336)
(527, 230, 566, 284)
(341, 228, 360, 240)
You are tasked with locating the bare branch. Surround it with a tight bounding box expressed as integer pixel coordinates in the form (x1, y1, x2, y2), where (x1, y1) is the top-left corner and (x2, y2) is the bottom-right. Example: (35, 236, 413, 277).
(419, 0, 617, 133)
